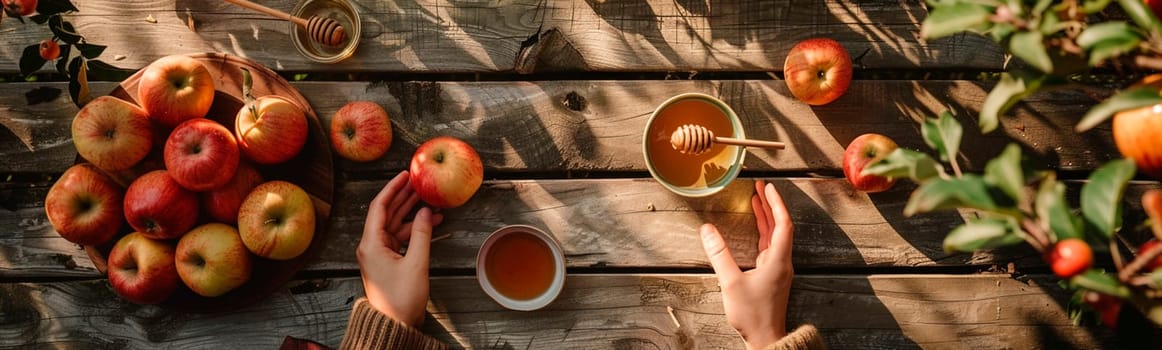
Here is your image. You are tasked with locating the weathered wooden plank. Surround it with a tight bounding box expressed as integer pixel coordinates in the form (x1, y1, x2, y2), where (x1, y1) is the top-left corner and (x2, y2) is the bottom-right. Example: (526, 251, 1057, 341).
(5, 178, 1156, 278)
(0, 0, 1004, 73)
(0, 274, 1123, 349)
(0, 80, 1111, 175)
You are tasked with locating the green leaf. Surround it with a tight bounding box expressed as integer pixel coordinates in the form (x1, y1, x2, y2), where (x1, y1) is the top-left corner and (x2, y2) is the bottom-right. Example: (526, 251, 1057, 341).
(1077, 22, 1141, 49)
(990, 22, 1016, 42)
(980, 70, 1047, 133)
(48, 16, 82, 45)
(1148, 269, 1162, 289)
(1070, 269, 1132, 298)
(85, 60, 133, 81)
(862, 148, 946, 182)
(904, 175, 998, 216)
(943, 217, 1025, 252)
(1076, 87, 1162, 132)
(984, 144, 1024, 205)
(76, 43, 105, 59)
(55, 44, 71, 76)
(1009, 31, 1053, 73)
(19, 44, 45, 76)
(1031, 0, 1052, 16)
(37, 0, 78, 17)
(922, 111, 963, 163)
(1087, 39, 1142, 66)
(921, 3, 993, 40)
(1081, 159, 1136, 238)
(1081, 0, 1114, 13)
(1036, 173, 1084, 241)
(1116, 0, 1162, 33)
(30, 14, 49, 24)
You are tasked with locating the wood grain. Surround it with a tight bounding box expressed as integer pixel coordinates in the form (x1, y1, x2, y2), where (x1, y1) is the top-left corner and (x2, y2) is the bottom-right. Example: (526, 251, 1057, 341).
(0, 80, 1111, 175)
(0, 274, 1123, 349)
(0, 0, 1005, 73)
(5, 178, 1157, 278)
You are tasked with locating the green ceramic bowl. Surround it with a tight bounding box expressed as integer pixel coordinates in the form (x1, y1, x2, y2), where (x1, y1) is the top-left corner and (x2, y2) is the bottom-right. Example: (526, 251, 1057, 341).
(642, 93, 746, 197)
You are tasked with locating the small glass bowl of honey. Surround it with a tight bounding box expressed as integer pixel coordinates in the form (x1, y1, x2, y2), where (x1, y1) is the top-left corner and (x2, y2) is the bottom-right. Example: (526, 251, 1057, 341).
(476, 225, 566, 311)
(291, 0, 360, 64)
(643, 93, 746, 197)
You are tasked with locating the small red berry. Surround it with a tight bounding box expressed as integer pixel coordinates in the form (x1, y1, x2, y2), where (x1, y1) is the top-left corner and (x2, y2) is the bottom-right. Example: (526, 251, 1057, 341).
(1083, 291, 1122, 329)
(1047, 238, 1093, 278)
(1139, 239, 1162, 271)
(3, 0, 37, 17)
(39, 40, 60, 61)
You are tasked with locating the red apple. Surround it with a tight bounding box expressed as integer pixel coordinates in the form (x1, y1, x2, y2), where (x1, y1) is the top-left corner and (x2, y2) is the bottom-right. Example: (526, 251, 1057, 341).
(123, 170, 199, 240)
(843, 133, 899, 193)
(107, 232, 180, 304)
(200, 162, 264, 224)
(44, 164, 124, 246)
(238, 180, 316, 260)
(72, 96, 154, 171)
(330, 101, 393, 162)
(783, 37, 853, 106)
(176, 223, 252, 297)
(164, 118, 240, 191)
(138, 55, 215, 128)
(236, 95, 308, 164)
(2, 0, 36, 16)
(409, 136, 483, 208)
(39, 39, 59, 60)
(1148, 0, 1162, 21)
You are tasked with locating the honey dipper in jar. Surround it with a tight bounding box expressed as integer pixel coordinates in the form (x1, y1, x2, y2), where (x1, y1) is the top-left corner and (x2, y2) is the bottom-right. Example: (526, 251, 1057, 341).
(225, 0, 347, 46)
(670, 124, 786, 155)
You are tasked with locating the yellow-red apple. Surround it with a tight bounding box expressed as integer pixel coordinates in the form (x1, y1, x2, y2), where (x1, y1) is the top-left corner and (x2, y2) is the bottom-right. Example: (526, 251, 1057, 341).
(843, 133, 898, 193)
(124, 170, 199, 240)
(236, 95, 307, 164)
(164, 118, 239, 191)
(175, 223, 252, 297)
(72, 96, 154, 171)
(409, 136, 483, 208)
(330, 101, 393, 162)
(44, 164, 124, 246)
(107, 232, 180, 304)
(238, 180, 315, 260)
(784, 37, 853, 106)
(200, 162, 263, 224)
(138, 55, 215, 128)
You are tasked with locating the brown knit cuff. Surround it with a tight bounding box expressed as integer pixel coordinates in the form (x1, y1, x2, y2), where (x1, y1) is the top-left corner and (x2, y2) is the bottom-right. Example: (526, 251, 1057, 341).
(763, 324, 827, 350)
(339, 298, 447, 350)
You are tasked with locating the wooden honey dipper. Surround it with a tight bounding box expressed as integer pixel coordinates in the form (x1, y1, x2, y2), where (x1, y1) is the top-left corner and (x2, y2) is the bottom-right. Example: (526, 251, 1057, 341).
(670, 124, 786, 155)
(224, 0, 347, 47)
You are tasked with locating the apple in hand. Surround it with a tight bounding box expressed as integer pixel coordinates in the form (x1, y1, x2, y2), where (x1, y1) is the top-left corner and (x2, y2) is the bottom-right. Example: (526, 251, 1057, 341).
(107, 232, 180, 304)
(843, 133, 898, 193)
(72, 96, 154, 171)
(138, 55, 215, 128)
(201, 162, 264, 224)
(409, 136, 483, 208)
(124, 170, 199, 240)
(784, 37, 853, 106)
(238, 180, 316, 260)
(176, 223, 252, 297)
(330, 101, 393, 162)
(236, 95, 307, 164)
(164, 118, 240, 191)
(44, 164, 124, 246)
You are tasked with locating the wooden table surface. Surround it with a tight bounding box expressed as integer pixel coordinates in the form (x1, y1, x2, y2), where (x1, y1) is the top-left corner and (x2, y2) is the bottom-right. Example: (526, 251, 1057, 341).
(0, 0, 1152, 348)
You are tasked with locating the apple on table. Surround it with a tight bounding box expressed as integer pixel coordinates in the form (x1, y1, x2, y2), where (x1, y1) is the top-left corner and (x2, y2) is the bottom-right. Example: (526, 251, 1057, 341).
(72, 96, 154, 172)
(176, 223, 253, 297)
(138, 55, 216, 129)
(107, 232, 181, 305)
(843, 133, 899, 193)
(783, 37, 853, 106)
(238, 180, 316, 260)
(164, 118, 240, 191)
(124, 170, 200, 240)
(236, 95, 308, 165)
(330, 101, 393, 162)
(44, 164, 125, 246)
(410, 136, 484, 209)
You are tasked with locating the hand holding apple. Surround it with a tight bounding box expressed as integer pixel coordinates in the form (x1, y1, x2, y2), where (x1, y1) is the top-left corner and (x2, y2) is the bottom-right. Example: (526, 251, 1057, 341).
(330, 101, 393, 162)
(238, 180, 316, 260)
(843, 133, 899, 193)
(44, 164, 124, 246)
(164, 118, 240, 191)
(176, 223, 252, 297)
(236, 95, 308, 164)
(107, 232, 181, 304)
(138, 55, 215, 128)
(72, 96, 154, 171)
(783, 37, 853, 106)
(124, 170, 200, 240)
(409, 136, 484, 208)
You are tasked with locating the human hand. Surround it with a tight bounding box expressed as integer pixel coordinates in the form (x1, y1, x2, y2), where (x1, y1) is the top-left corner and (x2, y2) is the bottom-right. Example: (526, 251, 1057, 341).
(700, 179, 793, 350)
(356, 170, 444, 327)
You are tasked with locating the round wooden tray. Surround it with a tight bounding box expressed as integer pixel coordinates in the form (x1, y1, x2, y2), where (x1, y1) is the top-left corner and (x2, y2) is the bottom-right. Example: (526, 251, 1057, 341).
(83, 53, 334, 312)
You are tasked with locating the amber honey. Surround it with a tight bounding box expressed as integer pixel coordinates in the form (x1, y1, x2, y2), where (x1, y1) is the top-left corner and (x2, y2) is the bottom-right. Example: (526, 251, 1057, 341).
(484, 232, 556, 300)
(646, 99, 738, 189)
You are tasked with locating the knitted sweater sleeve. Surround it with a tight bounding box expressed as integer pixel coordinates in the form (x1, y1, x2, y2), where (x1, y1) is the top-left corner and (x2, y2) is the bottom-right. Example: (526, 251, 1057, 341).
(339, 298, 448, 350)
(762, 325, 827, 350)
